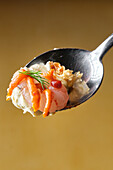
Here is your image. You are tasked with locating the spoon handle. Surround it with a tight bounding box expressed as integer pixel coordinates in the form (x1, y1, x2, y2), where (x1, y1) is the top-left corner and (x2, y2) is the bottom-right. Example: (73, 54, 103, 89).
(91, 33, 113, 60)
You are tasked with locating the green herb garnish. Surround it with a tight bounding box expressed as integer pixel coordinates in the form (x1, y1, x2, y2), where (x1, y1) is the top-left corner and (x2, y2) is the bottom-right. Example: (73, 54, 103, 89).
(19, 70, 49, 89)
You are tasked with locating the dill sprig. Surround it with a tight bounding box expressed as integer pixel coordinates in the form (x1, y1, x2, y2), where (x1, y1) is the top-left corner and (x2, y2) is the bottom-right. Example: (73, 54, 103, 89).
(19, 70, 49, 89)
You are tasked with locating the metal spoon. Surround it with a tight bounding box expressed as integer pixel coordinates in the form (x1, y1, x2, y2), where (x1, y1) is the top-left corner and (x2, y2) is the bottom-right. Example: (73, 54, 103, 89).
(26, 34, 113, 109)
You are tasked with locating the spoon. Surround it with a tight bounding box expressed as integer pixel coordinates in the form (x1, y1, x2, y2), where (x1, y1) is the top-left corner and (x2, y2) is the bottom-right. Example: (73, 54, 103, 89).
(26, 34, 113, 109)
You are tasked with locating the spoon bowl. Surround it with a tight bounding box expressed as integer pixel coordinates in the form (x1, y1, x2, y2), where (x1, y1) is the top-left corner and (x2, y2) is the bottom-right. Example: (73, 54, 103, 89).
(26, 34, 113, 109)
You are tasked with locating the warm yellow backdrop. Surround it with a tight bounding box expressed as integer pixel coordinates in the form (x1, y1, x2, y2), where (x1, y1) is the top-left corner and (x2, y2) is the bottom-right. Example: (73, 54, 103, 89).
(0, 1, 113, 170)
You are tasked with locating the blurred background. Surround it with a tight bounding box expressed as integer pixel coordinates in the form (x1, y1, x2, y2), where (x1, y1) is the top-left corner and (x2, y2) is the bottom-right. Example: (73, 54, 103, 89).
(0, 0, 113, 170)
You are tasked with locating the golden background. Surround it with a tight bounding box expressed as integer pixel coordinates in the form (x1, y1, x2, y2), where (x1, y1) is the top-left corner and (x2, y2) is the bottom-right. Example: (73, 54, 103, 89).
(0, 1, 113, 170)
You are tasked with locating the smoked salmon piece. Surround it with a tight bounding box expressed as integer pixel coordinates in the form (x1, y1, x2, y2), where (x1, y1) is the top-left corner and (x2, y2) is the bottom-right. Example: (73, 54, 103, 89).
(6, 70, 27, 100)
(42, 89, 52, 118)
(27, 76, 40, 112)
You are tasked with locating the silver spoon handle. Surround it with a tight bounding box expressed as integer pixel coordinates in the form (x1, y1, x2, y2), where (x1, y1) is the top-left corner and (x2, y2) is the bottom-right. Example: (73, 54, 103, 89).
(91, 33, 113, 60)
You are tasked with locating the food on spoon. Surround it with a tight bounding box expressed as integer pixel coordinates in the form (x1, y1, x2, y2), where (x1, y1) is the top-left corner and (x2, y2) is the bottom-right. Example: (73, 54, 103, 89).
(6, 61, 89, 117)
